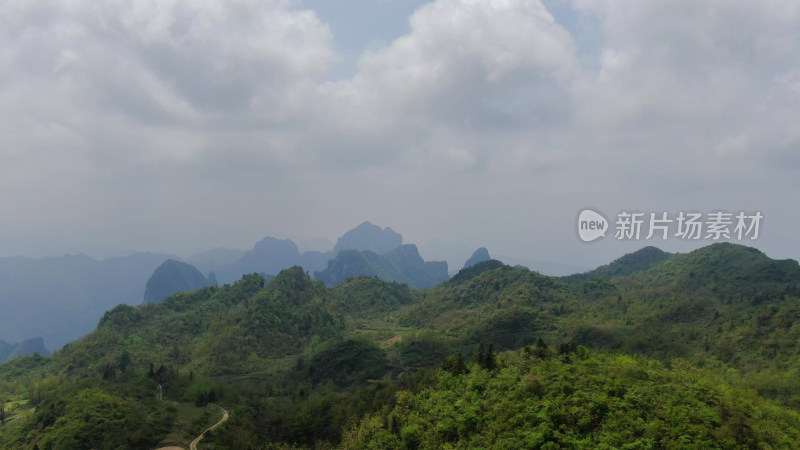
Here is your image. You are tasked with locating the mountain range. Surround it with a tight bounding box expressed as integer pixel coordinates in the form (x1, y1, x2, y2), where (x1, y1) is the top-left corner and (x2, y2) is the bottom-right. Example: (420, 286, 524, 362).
(2, 242, 800, 448)
(192, 221, 414, 285)
(315, 244, 448, 289)
(150, 221, 451, 301)
(0, 221, 455, 350)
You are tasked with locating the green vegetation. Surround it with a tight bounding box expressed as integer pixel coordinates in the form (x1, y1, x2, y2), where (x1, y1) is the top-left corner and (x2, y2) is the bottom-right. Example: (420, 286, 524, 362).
(343, 348, 800, 449)
(328, 276, 414, 317)
(303, 338, 389, 387)
(1, 242, 800, 448)
(448, 259, 505, 285)
(562, 245, 674, 282)
(28, 389, 169, 449)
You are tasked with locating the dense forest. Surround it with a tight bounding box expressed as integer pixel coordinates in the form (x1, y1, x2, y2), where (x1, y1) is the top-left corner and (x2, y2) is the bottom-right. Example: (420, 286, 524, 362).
(1, 242, 800, 448)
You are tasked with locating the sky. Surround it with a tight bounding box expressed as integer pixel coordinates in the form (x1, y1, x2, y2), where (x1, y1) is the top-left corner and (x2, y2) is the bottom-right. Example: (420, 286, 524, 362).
(1, 0, 799, 269)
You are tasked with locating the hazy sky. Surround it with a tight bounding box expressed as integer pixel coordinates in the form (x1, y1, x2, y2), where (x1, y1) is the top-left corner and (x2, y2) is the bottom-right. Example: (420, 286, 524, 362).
(1, 0, 799, 268)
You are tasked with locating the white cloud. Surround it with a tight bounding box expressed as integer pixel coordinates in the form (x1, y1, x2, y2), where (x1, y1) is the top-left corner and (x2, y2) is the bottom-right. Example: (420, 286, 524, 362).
(362, 0, 574, 90)
(568, 0, 800, 177)
(2, 0, 800, 264)
(357, 0, 574, 111)
(305, 0, 577, 171)
(0, 0, 336, 158)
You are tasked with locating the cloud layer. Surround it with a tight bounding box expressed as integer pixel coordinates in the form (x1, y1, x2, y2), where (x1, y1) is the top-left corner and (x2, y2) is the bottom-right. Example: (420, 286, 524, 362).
(1, 0, 799, 266)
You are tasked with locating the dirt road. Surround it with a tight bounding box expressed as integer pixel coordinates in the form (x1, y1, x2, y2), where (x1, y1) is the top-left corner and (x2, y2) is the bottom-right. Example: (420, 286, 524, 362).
(189, 404, 229, 450)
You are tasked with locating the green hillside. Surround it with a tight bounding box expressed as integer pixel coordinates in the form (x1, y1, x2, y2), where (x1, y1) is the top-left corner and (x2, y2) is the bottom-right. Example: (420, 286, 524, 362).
(343, 348, 800, 449)
(1, 243, 800, 448)
(61, 268, 341, 378)
(562, 245, 674, 282)
(401, 243, 800, 407)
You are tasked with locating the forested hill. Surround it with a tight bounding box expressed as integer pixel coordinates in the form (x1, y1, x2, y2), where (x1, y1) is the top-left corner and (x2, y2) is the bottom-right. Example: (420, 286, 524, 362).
(74, 267, 342, 376)
(343, 348, 800, 448)
(1, 243, 800, 448)
(614, 242, 800, 292)
(561, 245, 674, 282)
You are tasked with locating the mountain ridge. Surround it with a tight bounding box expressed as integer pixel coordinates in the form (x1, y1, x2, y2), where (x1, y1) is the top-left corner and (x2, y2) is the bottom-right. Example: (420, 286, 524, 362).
(315, 244, 448, 289)
(0, 337, 50, 363)
(2, 241, 800, 447)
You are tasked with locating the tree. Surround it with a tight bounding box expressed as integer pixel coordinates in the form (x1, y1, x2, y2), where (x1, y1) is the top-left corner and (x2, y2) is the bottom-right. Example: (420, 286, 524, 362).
(485, 344, 497, 370)
(476, 344, 497, 370)
(118, 350, 131, 372)
(534, 337, 550, 359)
(443, 352, 467, 375)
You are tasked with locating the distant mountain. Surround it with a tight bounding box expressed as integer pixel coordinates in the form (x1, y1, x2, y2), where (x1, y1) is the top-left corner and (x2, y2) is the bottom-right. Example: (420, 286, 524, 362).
(187, 247, 246, 274)
(384, 244, 449, 288)
(419, 240, 474, 275)
(315, 249, 412, 287)
(297, 237, 334, 253)
(0, 337, 50, 363)
(143, 259, 210, 304)
(449, 259, 506, 284)
(315, 244, 448, 289)
(493, 253, 586, 276)
(463, 247, 491, 269)
(216, 237, 301, 284)
(333, 221, 402, 255)
(0, 252, 175, 350)
(563, 243, 799, 291)
(562, 246, 674, 282)
(214, 237, 332, 284)
(618, 242, 800, 294)
(420, 240, 586, 276)
(299, 250, 335, 274)
(211, 222, 402, 285)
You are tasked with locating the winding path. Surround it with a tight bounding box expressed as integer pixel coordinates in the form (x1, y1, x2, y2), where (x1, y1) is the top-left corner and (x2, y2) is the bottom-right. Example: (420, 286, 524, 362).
(189, 404, 229, 450)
